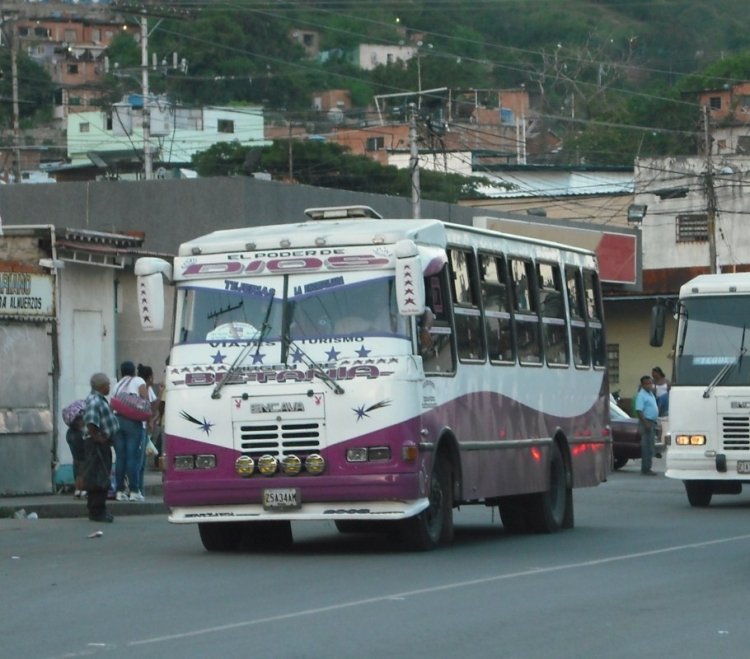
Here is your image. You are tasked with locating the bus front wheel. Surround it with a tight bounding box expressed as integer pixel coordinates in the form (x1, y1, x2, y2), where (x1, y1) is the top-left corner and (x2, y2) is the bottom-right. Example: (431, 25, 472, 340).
(400, 455, 454, 550)
(684, 480, 713, 507)
(198, 522, 243, 551)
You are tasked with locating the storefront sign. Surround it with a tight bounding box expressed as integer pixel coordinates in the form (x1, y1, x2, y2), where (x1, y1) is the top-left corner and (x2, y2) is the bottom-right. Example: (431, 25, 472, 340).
(0, 272, 55, 318)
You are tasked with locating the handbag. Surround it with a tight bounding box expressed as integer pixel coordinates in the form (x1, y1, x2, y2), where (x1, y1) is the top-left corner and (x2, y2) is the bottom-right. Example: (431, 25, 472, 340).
(111, 377, 152, 422)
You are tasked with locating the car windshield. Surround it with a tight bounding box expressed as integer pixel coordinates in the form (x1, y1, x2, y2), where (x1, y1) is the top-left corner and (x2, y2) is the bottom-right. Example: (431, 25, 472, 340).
(609, 398, 631, 421)
(676, 296, 750, 386)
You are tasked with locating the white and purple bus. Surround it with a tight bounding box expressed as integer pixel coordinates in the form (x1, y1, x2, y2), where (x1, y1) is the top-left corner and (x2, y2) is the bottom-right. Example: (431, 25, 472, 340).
(136, 206, 610, 550)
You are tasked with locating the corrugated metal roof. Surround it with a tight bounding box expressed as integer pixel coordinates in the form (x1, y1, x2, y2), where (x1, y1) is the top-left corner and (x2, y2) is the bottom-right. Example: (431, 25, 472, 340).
(476, 170, 634, 198)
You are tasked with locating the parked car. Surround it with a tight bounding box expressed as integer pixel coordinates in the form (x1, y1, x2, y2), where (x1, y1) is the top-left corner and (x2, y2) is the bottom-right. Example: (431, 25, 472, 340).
(610, 395, 665, 470)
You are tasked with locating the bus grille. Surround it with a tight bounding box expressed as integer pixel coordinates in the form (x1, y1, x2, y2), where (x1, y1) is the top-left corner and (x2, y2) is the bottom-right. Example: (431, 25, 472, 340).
(722, 416, 750, 451)
(236, 421, 322, 458)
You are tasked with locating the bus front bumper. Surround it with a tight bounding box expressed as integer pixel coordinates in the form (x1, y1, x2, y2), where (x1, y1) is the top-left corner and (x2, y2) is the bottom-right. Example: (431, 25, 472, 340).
(168, 498, 430, 523)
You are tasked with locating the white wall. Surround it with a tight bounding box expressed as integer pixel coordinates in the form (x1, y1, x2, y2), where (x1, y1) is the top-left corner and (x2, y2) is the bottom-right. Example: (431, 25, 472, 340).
(56, 262, 117, 467)
(635, 155, 750, 271)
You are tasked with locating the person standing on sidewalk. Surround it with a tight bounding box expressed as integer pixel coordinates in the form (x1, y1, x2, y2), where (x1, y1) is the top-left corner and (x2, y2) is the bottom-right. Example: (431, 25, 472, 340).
(112, 361, 149, 501)
(83, 373, 120, 522)
(635, 374, 660, 476)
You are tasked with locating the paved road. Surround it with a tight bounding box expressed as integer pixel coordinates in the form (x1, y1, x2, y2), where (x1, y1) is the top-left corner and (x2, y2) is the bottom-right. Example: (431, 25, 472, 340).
(3, 460, 750, 659)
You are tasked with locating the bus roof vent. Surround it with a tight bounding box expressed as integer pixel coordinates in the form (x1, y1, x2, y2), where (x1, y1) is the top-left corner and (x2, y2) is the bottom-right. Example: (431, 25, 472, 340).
(304, 205, 382, 221)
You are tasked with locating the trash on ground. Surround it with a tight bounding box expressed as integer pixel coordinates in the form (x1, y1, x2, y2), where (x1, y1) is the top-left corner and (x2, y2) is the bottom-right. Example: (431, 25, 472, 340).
(88, 531, 103, 538)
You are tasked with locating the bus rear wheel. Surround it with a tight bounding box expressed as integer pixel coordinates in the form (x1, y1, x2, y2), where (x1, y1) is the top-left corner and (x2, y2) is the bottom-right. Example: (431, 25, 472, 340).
(198, 522, 243, 551)
(526, 442, 572, 533)
(400, 455, 454, 550)
(684, 480, 713, 507)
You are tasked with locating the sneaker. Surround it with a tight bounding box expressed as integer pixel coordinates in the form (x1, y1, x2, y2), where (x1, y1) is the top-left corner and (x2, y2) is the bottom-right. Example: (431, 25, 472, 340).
(129, 491, 145, 502)
(641, 469, 658, 476)
(115, 491, 129, 501)
(74, 490, 82, 498)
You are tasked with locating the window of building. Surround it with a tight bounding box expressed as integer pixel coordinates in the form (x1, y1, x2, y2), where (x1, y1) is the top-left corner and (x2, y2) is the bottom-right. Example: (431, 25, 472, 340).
(366, 136, 384, 151)
(91, 29, 101, 42)
(64, 29, 77, 42)
(676, 213, 708, 242)
(34, 27, 50, 38)
(79, 122, 90, 132)
(69, 96, 81, 106)
(67, 64, 79, 75)
(738, 136, 750, 154)
(709, 96, 722, 110)
(607, 343, 620, 385)
(217, 119, 235, 134)
(303, 33, 314, 47)
(448, 248, 485, 362)
(18, 27, 29, 37)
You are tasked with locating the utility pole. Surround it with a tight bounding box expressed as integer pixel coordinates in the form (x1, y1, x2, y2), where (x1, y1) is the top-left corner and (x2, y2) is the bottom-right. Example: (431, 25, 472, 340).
(10, 19, 21, 184)
(140, 12, 153, 180)
(409, 104, 421, 219)
(703, 105, 718, 274)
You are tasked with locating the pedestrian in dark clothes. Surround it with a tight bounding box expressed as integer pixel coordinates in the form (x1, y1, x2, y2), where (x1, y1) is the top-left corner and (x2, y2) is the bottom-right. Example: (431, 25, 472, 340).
(82, 372, 120, 523)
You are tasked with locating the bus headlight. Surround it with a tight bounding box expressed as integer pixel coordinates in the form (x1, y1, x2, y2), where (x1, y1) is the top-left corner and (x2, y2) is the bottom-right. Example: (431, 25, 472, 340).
(235, 455, 255, 477)
(282, 455, 302, 476)
(305, 454, 326, 475)
(346, 448, 368, 462)
(675, 434, 707, 446)
(195, 454, 216, 469)
(174, 455, 195, 470)
(257, 454, 278, 476)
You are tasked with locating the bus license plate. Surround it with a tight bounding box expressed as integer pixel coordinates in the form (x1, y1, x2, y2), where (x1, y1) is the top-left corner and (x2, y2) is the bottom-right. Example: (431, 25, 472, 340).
(263, 488, 300, 510)
(737, 461, 750, 474)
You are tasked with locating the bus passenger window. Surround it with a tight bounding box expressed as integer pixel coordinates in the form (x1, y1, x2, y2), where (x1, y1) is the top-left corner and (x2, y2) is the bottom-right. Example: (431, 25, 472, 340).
(449, 248, 485, 363)
(510, 258, 542, 365)
(583, 269, 606, 368)
(566, 266, 590, 367)
(422, 271, 456, 374)
(479, 252, 514, 364)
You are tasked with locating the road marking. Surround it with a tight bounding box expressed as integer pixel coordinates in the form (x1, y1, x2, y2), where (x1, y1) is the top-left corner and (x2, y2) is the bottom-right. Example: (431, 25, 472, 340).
(128, 532, 750, 648)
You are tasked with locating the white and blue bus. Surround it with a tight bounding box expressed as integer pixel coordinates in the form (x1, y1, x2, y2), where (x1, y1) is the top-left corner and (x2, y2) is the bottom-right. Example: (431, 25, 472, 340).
(136, 206, 610, 550)
(655, 273, 750, 506)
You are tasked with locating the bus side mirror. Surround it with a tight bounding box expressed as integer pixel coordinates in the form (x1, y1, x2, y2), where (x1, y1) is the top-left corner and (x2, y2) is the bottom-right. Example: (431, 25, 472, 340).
(394, 240, 426, 316)
(135, 258, 173, 331)
(650, 304, 666, 347)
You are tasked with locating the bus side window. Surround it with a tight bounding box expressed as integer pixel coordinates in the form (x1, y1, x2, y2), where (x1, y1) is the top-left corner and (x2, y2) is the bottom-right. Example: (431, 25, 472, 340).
(479, 252, 514, 363)
(566, 266, 590, 367)
(538, 262, 569, 366)
(421, 269, 456, 374)
(510, 258, 542, 365)
(583, 269, 606, 368)
(448, 248, 485, 363)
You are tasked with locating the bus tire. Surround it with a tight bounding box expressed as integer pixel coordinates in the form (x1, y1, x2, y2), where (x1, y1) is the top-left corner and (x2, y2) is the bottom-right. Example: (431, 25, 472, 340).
(684, 480, 713, 507)
(400, 455, 453, 550)
(198, 522, 243, 551)
(247, 521, 294, 548)
(526, 442, 571, 533)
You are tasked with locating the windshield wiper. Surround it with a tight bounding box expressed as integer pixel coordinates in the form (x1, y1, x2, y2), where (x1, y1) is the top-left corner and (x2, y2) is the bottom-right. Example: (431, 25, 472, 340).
(703, 324, 747, 398)
(211, 296, 275, 399)
(285, 336, 345, 395)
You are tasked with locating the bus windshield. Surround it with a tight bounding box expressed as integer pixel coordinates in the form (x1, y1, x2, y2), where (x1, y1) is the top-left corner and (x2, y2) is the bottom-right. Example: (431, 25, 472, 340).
(178, 274, 408, 345)
(675, 296, 750, 386)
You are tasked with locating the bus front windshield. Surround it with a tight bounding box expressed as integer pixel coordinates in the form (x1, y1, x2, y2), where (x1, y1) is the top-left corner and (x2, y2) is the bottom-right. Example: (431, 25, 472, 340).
(178, 274, 408, 346)
(675, 296, 750, 386)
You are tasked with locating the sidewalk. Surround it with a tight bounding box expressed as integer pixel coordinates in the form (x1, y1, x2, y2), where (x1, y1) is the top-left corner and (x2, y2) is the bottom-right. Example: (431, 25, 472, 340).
(0, 469, 167, 519)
